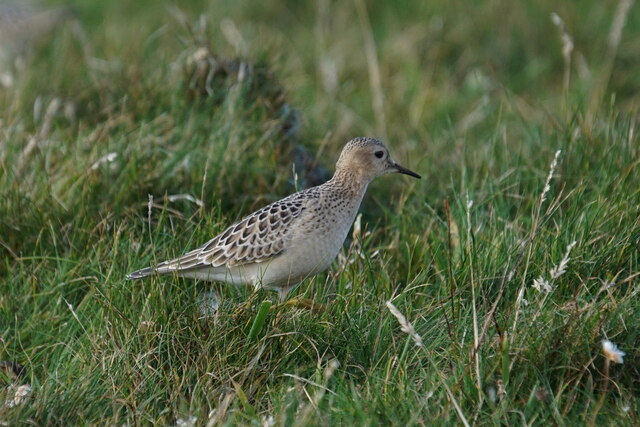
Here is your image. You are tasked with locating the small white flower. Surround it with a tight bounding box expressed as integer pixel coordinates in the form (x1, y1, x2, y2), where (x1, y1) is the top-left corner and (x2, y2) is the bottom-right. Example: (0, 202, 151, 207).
(602, 340, 625, 364)
(4, 384, 31, 408)
(90, 152, 118, 170)
(261, 414, 275, 427)
(532, 277, 552, 293)
(175, 415, 197, 427)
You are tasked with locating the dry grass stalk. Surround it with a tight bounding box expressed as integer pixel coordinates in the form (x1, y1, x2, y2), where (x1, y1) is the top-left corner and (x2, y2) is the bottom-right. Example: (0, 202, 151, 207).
(550, 13, 574, 102)
(512, 150, 562, 334)
(587, 0, 635, 122)
(385, 301, 423, 348)
(465, 195, 482, 395)
(590, 340, 626, 425)
(541, 150, 561, 204)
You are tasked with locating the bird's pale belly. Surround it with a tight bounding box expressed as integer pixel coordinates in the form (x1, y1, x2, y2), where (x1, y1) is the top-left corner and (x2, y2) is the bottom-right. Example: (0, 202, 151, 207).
(258, 211, 355, 289)
(181, 218, 351, 291)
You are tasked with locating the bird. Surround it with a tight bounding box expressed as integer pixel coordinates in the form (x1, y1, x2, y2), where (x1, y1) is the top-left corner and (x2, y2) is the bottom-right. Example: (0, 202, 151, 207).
(127, 137, 421, 302)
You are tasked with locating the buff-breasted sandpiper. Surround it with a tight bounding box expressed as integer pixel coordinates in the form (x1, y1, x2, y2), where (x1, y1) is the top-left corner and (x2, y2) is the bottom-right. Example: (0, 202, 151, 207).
(127, 137, 420, 301)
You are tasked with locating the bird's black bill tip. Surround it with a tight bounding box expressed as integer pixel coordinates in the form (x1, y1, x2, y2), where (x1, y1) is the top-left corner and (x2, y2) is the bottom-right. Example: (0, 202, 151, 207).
(394, 162, 421, 179)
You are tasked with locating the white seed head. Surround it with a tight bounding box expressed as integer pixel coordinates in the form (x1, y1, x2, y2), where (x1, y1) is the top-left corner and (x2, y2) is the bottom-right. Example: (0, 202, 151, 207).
(549, 240, 577, 279)
(532, 277, 552, 294)
(602, 340, 625, 364)
(541, 150, 561, 204)
(386, 301, 423, 347)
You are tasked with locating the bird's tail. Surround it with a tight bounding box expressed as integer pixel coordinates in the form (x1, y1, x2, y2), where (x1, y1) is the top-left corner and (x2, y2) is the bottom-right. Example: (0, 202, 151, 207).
(126, 248, 204, 280)
(126, 261, 187, 280)
(126, 267, 154, 280)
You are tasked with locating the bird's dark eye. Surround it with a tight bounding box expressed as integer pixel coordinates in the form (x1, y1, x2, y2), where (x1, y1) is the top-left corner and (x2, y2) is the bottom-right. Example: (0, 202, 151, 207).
(374, 151, 384, 159)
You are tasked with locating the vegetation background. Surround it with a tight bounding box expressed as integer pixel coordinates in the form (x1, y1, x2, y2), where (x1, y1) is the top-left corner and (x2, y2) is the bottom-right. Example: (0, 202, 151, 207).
(1, 0, 638, 424)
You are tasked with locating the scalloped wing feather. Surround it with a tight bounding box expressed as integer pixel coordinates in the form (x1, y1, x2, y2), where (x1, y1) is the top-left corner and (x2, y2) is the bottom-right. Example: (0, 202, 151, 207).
(153, 192, 313, 274)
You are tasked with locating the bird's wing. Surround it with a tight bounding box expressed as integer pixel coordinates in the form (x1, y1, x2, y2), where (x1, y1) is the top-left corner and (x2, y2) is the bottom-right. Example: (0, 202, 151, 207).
(153, 192, 313, 274)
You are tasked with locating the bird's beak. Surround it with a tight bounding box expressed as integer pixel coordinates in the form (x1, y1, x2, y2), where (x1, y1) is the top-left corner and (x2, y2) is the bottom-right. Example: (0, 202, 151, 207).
(391, 161, 421, 179)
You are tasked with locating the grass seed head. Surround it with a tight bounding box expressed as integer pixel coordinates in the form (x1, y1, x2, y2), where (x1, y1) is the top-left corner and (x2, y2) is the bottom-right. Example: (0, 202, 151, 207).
(602, 340, 625, 364)
(532, 277, 552, 294)
(549, 241, 577, 279)
(541, 150, 561, 204)
(386, 301, 423, 348)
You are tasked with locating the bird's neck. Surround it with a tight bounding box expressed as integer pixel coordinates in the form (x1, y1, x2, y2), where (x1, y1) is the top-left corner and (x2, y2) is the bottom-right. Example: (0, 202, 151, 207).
(329, 168, 370, 199)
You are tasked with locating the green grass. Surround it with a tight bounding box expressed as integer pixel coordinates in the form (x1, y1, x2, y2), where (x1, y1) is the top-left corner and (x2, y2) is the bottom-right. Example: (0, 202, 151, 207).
(1, 0, 639, 424)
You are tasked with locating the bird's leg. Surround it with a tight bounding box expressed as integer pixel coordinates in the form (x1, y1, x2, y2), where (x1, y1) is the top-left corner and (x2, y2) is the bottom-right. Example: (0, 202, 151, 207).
(277, 286, 290, 304)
